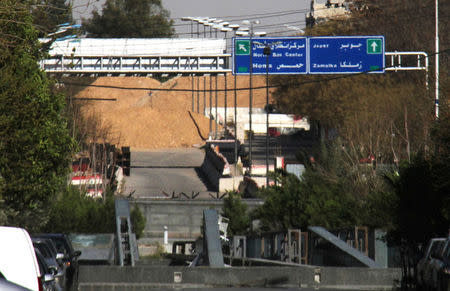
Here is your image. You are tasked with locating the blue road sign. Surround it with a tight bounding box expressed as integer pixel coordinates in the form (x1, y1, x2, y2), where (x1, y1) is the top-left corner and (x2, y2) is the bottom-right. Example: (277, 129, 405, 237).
(233, 37, 307, 75)
(309, 36, 385, 74)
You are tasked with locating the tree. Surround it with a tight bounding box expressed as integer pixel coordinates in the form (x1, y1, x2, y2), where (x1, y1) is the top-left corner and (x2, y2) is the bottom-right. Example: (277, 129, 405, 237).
(0, 0, 75, 231)
(30, 0, 72, 37)
(222, 192, 250, 236)
(271, 0, 449, 164)
(254, 140, 383, 231)
(386, 155, 449, 247)
(254, 173, 309, 231)
(82, 0, 174, 38)
(45, 186, 146, 235)
(386, 111, 450, 247)
(131, 205, 145, 239)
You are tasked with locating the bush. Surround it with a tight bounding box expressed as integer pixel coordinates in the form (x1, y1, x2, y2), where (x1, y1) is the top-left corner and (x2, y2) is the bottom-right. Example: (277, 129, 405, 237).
(131, 205, 145, 239)
(44, 186, 145, 235)
(222, 191, 250, 236)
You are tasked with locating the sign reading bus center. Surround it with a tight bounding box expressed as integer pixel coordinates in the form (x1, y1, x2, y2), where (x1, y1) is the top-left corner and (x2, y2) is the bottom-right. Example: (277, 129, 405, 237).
(232, 36, 385, 75)
(233, 37, 307, 75)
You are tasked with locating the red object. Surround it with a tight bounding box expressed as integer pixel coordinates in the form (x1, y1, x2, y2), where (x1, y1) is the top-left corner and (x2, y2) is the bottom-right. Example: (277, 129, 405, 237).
(268, 128, 281, 137)
(71, 174, 102, 185)
(72, 163, 89, 172)
(359, 154, 375, 164)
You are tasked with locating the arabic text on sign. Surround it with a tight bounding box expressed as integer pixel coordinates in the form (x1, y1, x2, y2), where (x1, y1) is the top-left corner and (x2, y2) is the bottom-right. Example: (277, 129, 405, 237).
(339, 43, 363, 50)
(339, 61, 362, 69)
(277, 64, 304, 70)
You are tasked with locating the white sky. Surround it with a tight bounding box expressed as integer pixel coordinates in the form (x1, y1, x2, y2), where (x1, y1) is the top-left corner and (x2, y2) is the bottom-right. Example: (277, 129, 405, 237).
(71, 0, 310, 37)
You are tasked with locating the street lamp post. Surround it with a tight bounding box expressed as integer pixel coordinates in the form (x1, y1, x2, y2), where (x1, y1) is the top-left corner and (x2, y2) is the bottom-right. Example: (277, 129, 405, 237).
(181, 17, 194, 37)
(215, 74, 218, 138)
(209, 74, 213, 136)
(234, 72, 238, 183)
(198, 19, 209, 37)
(241, 19, 259, 175)
(263, 45, 271, 186)
(197, 74, 200, 113)
(191, 74, 195, 112)
(204, 22, 213, 37)
(435, 0, 439, 119)
(193, 18, 200, 37)
(224, 73, 228, 133)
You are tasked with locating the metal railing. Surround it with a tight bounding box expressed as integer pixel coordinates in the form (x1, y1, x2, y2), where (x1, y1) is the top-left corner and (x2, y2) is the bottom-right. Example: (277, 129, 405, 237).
(40, 54, 231, 75)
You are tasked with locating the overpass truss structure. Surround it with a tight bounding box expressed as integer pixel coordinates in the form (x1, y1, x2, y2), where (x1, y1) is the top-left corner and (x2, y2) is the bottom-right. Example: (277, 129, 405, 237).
(40, 54, 232, 75)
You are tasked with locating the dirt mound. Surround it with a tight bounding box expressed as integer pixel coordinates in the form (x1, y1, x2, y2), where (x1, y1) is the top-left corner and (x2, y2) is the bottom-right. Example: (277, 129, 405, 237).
(75, 74, 271, 150)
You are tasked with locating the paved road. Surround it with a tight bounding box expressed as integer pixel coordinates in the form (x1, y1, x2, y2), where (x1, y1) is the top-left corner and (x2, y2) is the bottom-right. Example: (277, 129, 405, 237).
(124, 148, 211, 198)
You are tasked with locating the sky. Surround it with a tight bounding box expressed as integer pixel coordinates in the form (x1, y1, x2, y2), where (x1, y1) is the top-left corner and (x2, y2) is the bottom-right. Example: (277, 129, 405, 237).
(71, 0, 311, 38)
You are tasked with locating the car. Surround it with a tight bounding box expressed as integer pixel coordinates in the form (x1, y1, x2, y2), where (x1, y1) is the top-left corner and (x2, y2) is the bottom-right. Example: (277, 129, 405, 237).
(32, 234, 81, 291)
(32, 238, 66, 290)
(418, 238, 446, 290)
(436, 238, 450, 291)
(34, 248, 61, 291)
(0, 226, 42, 291)
(423, 239, 447, 290)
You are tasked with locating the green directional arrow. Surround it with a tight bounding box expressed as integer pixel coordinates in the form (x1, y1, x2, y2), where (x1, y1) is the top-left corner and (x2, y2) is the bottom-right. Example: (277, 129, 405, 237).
(235, 40, 250, 55)
(367, 39, 382, 54)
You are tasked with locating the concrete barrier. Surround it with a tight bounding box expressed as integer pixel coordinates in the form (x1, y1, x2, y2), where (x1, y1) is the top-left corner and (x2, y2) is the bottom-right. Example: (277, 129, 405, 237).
(78, 265, 401, 290)
(131, 198, 263, 243)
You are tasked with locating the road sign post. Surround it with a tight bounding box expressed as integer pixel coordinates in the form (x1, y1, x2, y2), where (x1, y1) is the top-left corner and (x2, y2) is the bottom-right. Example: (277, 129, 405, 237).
(232, 36, 385, 75)
(233, 37, 308, 75)
(309, 36, 385, 74)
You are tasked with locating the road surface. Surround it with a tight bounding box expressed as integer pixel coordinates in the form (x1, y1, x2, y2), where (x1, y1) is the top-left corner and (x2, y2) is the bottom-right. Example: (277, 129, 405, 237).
(124, 148, 212, 198)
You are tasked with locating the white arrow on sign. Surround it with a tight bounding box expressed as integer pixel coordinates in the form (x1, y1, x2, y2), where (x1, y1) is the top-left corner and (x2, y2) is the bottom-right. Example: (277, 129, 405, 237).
(239, 44, 247, 52)
(370, 41, 378, 52)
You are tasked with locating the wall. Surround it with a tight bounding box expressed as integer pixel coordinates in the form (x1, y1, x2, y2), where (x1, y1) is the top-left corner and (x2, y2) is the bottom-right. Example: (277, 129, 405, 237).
(131, 198, 263, 243)
(78, 265, 401, 290)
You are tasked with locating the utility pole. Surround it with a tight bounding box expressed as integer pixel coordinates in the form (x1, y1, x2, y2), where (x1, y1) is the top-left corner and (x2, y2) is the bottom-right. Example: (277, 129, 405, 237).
(224, 73, 228, 133)
(263, 44, 271, 187)
(435, 0, 439, 119)
(191, 74, 194, 112)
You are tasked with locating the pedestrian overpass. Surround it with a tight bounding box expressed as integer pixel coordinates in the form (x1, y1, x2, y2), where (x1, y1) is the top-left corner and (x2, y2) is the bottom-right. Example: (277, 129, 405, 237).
(40, 38, 231, 75)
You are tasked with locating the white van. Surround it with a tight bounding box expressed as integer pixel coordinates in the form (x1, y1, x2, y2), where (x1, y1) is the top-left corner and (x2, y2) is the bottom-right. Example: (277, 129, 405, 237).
(0, 226, 41, 291)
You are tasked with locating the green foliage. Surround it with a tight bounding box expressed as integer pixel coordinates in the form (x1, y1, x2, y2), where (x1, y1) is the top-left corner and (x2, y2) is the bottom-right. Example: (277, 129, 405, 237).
(386, 153, 450, 246)
(432, 107, 450, 157)
(131, 205, 145, 239)
(221, 191, 250, 236)
(255, 140, 393, 231)
(82, 0, 174, 38)
(44, 187, 116, 233)
(255, 174, 309, 231)
(0, 0, 75, 231)
(45, 186, 146, 235)
(30, 0, 72, 37)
